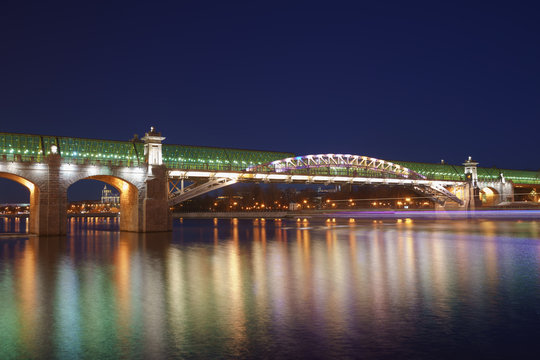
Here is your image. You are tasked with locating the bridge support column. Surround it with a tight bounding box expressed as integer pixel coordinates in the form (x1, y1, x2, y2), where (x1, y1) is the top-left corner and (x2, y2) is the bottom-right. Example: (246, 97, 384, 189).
(137, 127, 172, 232)
(34, 153, 68, 236)
(500, 183, 515, 203)
(141, 165, 172, 232)
(464, 182, 479, 210)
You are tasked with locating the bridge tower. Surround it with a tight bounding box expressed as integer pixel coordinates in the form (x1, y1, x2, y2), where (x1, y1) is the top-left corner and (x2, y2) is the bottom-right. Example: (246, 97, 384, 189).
(463, 156, 480, 210)
(140, 127, 171, 232)
(463, 156, 479, 188)
(142, 126, 165, 165)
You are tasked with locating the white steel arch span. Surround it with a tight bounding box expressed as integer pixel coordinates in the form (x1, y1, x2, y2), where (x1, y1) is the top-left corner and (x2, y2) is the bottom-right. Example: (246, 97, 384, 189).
(168, 154, 464, 206)
(247, 154, 427, 180)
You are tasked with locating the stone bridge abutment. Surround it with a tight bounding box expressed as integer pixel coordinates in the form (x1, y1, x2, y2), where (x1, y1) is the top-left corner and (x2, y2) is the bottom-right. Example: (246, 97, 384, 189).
(0, 153, 171, 236)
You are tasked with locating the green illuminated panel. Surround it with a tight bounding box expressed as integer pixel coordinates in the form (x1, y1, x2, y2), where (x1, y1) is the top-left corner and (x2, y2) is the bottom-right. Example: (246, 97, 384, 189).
(0, 132, 292, 171)
(494, 168, 540, 185)
(162, 144, 292, 171)
(0, 133, 43, 158)
(393, 160, 540, 185)
(1, 132, 538, 184)
(0, 133, 141, 164)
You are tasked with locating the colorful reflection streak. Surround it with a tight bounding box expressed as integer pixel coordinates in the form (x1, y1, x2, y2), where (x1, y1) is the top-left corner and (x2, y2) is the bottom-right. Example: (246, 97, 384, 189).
(1, 218, 540, 358)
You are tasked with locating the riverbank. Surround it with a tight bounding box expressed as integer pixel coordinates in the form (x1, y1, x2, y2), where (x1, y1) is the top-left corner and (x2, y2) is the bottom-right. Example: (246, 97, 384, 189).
(174, 208, 540, 220)
(0, 232, 35, 238)
(68, 212, 119, 218)
(174, 211, 289, 219)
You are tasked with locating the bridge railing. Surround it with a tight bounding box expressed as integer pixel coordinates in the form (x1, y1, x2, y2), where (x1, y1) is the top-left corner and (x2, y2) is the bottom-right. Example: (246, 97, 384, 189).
(1, 154, 44, 163)
(166, 161, 462, 180)
(60, 157, 144, 167)
(0, 154, 145, 168)
(245, 165, 429, 180)
(166, 161, 252, 172)
(420, 174, 465, 181)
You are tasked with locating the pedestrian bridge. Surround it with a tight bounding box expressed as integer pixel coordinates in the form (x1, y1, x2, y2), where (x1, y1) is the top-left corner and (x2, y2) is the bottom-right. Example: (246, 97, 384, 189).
(168, 154, 463, 206)
(1, 129, 538, 235)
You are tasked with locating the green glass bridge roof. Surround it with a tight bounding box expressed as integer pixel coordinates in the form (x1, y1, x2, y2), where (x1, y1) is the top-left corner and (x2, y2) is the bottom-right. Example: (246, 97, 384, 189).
(162, 144, 293, 171)
(1, 132, 539, 185)
(0, 132, 293, 171)
(393, 160, 540, 186)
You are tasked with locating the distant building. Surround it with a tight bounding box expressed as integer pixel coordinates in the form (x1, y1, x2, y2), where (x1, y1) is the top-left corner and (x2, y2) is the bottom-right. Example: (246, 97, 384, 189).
(0, 203, 29, 215)
(289, 202, 299, 211)
(101, 185, 120, 204)
(317, 186, 340, 193)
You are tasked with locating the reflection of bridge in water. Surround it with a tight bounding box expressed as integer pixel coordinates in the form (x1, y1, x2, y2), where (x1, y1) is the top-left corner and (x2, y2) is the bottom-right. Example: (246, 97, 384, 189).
(1, 128, 538, 235)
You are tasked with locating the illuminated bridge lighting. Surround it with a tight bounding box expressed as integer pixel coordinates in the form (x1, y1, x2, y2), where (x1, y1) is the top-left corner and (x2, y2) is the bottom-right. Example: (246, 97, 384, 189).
(1, 132, 539, 185)
(0, 132, 292, 172)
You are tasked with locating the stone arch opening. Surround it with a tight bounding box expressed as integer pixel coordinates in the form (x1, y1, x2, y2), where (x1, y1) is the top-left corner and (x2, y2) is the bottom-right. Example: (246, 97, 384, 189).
(480, 187, 500, 207)
(0, 172, 39, 234)
(68, 175, 139, 232)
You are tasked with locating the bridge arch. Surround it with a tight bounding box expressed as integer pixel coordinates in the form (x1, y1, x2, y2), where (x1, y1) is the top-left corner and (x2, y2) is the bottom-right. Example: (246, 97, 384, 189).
(247, 154, 427, 180)
(168, 153, 463, 205)
(480, 186, 500, 206)
(0, 172, 40, 234)
(67, 175, 140, 232)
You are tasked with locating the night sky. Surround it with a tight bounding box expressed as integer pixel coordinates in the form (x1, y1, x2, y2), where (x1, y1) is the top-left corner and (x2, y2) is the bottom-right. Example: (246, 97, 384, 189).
(1, 1, 539, 201)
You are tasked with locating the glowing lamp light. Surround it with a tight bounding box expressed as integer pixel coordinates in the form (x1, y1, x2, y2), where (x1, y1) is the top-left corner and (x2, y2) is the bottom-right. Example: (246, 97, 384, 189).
(50, 145, 58, 154)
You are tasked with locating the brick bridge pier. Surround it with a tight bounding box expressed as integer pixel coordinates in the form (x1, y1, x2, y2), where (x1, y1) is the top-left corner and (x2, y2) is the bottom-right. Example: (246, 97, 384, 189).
(0, 128, 171, 235)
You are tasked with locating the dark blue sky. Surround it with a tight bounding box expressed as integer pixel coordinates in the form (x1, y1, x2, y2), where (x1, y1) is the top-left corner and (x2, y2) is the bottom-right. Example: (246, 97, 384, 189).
(1, 1, 539, 201)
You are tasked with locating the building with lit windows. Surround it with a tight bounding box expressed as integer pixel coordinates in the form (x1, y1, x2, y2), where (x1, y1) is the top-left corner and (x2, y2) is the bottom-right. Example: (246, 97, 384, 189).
(101, 185, 119, 204)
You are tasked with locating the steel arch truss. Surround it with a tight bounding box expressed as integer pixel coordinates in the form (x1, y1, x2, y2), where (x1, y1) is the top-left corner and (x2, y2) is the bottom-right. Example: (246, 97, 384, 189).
(248, 154, 427, 180)
(167, 154, 464, 206)
(412, 184, 464, 206)
(168, 177, 237, 205)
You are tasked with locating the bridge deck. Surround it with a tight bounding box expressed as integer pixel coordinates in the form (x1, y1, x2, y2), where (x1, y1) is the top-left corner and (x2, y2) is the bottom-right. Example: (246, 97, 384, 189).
(1, 132, 539, 185)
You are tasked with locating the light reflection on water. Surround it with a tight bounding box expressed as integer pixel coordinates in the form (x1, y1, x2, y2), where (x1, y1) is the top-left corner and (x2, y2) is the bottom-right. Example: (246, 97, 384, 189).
(1, 217, 540, 358)
(0, 216, 28, 234)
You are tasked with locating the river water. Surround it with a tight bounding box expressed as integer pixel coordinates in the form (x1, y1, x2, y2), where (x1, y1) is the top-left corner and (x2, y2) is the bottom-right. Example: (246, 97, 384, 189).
(1, 216, 540, 359)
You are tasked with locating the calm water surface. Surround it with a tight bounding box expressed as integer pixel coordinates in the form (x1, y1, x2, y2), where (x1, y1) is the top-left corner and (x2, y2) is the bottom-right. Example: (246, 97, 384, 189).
(1, 216, 540, 359)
